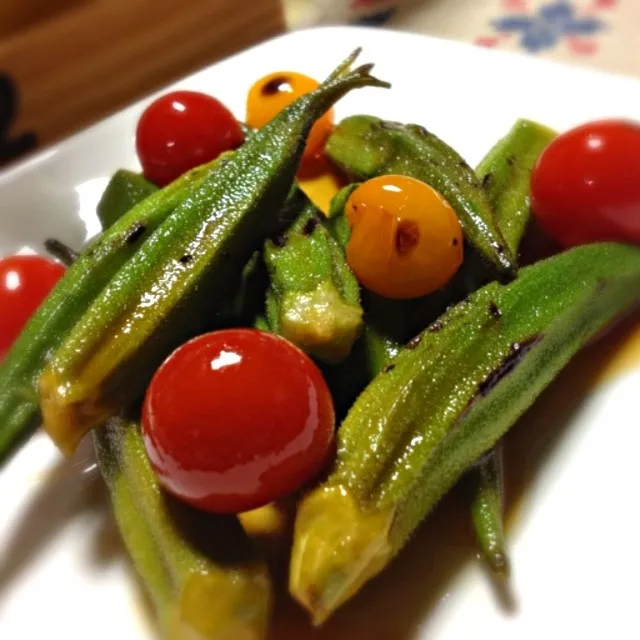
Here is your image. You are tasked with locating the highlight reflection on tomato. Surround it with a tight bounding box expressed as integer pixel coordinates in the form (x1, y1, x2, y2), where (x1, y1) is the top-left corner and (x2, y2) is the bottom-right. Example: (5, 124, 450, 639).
(142, 329, 335, 513)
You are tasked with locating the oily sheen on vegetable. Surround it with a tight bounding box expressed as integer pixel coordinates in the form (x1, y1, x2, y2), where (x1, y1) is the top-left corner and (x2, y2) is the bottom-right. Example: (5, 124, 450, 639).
(39, 51, 389, 455)
(290, 242, 640, 623)
(0, 154, 226, 462)
(1, 43, 640, 640)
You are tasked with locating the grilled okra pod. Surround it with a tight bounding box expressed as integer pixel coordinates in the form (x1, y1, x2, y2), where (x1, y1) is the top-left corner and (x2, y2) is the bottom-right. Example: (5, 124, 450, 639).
(476, 119, 556, 257)
(290, 242, 640, 623)
(40, 51, 389, 455)
(94, 418, 271, 639)
(264, 196, 363, 363)
(468, 118, 555, 573)
(328, 121, 556, 569)
(0, 157, 216, 463)
(330, 186, 510, 571)
(325, 114, 516, 275)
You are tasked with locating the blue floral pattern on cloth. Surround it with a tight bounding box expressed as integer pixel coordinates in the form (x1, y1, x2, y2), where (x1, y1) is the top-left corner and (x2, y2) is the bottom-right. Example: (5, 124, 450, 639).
(492, 1, 606, 53)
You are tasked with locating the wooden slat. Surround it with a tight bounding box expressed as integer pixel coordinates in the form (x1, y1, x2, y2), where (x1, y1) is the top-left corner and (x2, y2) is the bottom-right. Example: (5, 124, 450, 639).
(0, 0, 284, 164)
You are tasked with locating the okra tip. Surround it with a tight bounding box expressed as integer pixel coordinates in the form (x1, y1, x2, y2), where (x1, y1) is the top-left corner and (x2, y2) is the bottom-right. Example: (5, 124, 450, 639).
(487, 551, 511, 578)
(328, 47, 363, 80)
(39, 370, 101, 456)
(170, 567, 272, 640)
(328, 49, 391, 91)
(289, 485, 394, 624)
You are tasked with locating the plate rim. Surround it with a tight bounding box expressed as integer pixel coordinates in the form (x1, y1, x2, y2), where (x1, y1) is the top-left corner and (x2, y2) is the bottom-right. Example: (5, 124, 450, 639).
(2, 24, 640, 187)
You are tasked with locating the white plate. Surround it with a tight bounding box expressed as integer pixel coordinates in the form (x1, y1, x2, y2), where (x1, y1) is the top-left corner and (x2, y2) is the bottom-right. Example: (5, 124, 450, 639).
(1, 26, 640, 640)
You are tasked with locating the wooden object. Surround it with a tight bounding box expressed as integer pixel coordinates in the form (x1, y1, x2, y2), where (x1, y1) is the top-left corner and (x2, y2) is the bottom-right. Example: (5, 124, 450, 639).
(0, 0, 285, 165)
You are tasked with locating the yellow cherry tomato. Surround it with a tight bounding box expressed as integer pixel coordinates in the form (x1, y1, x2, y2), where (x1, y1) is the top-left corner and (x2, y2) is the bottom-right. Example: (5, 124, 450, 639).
(345, 175, 463, 299)
(246, 71, 334, 161)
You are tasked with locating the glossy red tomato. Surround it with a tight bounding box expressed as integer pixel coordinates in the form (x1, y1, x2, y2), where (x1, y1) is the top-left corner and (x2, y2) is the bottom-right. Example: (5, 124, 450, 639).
(142, 329, 335, 513)
(136, 90, 244, 187)
(0, 255, 65, 360)
(531, 119, 640, 248)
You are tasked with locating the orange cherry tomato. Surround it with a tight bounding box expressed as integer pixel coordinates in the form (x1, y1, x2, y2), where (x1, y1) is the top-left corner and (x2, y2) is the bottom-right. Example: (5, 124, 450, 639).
(345, 175, 463, 299)
(246, 72, 334, 162)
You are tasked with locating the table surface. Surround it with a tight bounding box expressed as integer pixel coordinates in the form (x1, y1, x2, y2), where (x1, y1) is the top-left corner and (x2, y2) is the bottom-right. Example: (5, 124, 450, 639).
(286, 0, 638, 78)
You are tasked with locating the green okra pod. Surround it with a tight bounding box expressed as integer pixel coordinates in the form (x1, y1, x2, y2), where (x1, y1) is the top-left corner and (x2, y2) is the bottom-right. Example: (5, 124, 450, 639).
(329, 186, 511, 572)
(325, 115, 516, 275)
(290, 242, 640, 623)
(97, 169, 159, 230)
(467, 119, 555, 573)
(476, 119, 556, 257)
(94, 418, 271, 639)
(264, 196, 363, 364)
(0, 157, 216, 463)
(40, 51, 389, 454)
(468, 444, 509, 576)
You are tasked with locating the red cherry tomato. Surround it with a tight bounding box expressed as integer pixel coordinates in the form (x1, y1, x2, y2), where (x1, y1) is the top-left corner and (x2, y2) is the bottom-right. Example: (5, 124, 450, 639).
(136, 90, 244, 187)
(531, 119, 640, 248)
(142, 329, 335, 513)
(0, 255, 65, 360)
